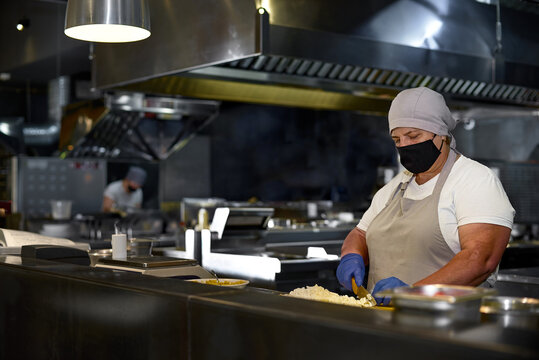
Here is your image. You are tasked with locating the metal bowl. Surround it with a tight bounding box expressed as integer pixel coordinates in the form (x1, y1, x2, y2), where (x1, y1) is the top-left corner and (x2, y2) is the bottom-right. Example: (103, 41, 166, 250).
(377, 285, 497, 326)
(480, 296, 539, 329)
(376, 284, 496, 311)
(88, 249, 113, 266)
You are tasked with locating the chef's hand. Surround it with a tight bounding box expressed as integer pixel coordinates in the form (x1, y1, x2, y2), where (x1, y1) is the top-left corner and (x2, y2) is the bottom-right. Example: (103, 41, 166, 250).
(372, 277, 408, 306)
(336, 253, 365, 291)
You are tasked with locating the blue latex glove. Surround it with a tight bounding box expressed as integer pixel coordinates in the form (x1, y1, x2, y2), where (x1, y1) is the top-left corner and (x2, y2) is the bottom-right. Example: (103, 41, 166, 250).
(336, 253, 365, 291)
(372, 277, 408, 306)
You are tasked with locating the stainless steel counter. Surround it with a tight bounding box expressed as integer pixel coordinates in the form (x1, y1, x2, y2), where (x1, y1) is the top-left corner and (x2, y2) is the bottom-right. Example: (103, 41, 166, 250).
(0, 255, 537, 360)
(495, 267, 539, 298)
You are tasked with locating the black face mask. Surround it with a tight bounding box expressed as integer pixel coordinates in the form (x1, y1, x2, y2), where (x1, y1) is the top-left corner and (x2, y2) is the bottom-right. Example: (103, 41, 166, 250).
(127, 185, 138, 193)
(397, 136, 443, 174)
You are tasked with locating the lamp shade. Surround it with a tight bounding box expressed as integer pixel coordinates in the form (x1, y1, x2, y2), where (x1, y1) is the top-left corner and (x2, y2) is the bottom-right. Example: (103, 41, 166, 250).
(64, 0, 151, 43)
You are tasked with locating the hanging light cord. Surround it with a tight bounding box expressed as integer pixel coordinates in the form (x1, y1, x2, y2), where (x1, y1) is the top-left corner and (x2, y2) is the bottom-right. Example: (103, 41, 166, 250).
(495, 0, 502, 54)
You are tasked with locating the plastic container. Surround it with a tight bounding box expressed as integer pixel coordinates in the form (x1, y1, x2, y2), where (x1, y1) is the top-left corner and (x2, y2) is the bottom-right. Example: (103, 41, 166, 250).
(50, 200, 72, 220)
(128, 238, 153, 257)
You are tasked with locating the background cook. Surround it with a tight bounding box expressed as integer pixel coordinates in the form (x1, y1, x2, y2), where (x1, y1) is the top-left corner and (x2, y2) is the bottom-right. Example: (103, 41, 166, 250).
(102, 166, 147, 214)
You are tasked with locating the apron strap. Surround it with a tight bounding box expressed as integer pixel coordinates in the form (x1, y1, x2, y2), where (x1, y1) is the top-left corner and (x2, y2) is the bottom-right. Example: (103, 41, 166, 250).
(386, 179, 410, 207)
(385, 148, 458, 207)
(432, 149, 457, 195)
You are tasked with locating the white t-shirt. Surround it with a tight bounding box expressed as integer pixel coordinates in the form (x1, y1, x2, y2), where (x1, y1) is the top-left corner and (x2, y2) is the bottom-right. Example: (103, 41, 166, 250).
(103, 180, 143, 212)
(358, 155, 515, 254)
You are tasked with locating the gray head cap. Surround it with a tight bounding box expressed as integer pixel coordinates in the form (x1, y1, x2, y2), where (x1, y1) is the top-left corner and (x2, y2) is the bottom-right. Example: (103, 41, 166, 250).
(388, 87, 458, 147)
(126, 166, 147, 186)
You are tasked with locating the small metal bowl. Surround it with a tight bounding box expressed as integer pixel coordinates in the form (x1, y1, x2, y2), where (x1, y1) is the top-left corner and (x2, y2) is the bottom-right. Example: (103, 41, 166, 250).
(480, 296, 539, 329)
(88, 248, 113, 266)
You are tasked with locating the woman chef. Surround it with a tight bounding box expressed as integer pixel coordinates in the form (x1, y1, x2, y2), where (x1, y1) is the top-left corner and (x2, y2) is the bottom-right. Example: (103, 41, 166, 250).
(337, 87, 515, 305)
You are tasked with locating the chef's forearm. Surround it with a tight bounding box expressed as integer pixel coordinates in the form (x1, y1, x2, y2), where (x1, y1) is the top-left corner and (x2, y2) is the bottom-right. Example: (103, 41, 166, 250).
(341, 227, 369, 265)
(413, 249, 493, 286)
(414, 223, 510, 286)
(102, 196, 114, 212)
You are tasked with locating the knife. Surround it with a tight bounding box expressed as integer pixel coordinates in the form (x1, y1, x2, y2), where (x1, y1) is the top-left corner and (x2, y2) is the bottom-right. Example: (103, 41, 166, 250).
(352, 277, 377, 306)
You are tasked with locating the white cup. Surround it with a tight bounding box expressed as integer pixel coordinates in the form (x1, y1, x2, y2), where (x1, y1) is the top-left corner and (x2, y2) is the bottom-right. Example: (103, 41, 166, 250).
(111, 233, 127, 259)
(307, 203, 318, 218)
(50, 200, 72, 220)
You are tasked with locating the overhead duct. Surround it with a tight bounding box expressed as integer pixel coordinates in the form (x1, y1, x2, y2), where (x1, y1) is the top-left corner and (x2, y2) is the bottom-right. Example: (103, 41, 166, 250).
(94, 0, 539, 112)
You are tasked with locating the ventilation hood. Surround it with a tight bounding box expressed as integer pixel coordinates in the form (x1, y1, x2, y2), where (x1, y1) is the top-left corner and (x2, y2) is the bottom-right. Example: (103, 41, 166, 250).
(66, 93, 220, 160)
(94, 0, 539, 113)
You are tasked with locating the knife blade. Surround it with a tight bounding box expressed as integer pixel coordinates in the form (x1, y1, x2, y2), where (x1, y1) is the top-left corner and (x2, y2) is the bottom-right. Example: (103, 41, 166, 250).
(352, 277, 377, 306)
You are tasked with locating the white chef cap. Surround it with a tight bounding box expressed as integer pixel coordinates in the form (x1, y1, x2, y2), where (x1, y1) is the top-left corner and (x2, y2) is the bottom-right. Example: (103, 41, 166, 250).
(388, 87, 458, 147)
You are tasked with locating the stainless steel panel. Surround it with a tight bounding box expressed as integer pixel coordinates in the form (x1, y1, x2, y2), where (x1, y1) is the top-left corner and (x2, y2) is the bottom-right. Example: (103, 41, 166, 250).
(94, 0, 539, 108)
(95, 0, 259, 88)
(18, 157, 106, 217)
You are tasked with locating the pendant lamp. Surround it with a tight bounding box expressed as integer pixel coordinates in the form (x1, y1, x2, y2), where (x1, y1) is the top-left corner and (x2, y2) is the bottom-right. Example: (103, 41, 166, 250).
(64, 0, 151, 43)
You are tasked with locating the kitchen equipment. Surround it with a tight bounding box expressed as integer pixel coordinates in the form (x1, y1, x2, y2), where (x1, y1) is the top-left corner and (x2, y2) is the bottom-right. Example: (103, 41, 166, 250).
(94, 0, 539, 109)
(19, 158, 106, 219)
(64, 0, 151, 43)
(89, 248, 114, 266)
(352, 277, 377, 306)
(159, 204, 348, 291)
(128, 238, 153, 257)
(210, 206, 274, 240)
(50, 200, 72, 220)
(190, 206, 345, 291)
(21, 244, 90, 266)
(67, 97, 220, 160)
(480, 296, 539, 329)
(94, 255, 213, 278)
(376, 285, 496, 325)
(376, 284, 496, 310)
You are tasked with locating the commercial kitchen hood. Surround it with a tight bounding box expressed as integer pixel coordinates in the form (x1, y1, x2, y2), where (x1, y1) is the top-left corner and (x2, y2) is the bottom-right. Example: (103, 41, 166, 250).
(93, 0, 539, 112)
(66, 93, 220, 160)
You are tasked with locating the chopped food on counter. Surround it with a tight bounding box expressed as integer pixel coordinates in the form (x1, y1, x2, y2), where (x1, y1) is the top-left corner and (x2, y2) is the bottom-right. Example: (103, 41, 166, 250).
(187, 278, 250, 288)
(203, 279, 244, 286)
(286, 284, 375, 308)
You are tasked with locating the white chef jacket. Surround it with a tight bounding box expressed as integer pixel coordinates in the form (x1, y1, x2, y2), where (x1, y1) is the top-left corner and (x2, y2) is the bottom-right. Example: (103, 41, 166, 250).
(103, 180, 143, 212)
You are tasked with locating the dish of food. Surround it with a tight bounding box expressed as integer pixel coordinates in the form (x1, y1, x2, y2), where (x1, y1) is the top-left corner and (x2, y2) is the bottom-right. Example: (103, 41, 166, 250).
(286, 284, 375, 308)
(188, 278, 249, 288)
